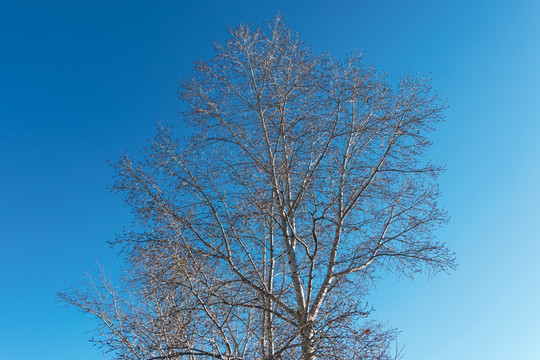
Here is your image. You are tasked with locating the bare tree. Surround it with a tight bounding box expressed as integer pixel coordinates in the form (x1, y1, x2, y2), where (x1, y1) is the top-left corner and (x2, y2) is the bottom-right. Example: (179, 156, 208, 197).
(60, 16, 455, 360)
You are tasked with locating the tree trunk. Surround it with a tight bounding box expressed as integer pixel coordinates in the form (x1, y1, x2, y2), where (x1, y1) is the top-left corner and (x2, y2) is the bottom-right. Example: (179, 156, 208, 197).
(300, 323, 316, 360)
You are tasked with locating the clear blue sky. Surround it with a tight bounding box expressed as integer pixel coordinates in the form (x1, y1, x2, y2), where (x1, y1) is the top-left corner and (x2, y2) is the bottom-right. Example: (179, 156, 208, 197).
(1, 1, 539, 359)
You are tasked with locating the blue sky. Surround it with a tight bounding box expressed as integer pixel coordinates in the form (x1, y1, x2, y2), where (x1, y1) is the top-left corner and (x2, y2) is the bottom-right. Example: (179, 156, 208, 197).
(1, 1, 539, 359)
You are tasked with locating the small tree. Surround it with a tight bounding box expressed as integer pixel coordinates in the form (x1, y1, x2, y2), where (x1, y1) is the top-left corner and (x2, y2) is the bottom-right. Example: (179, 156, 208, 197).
(60, 16, 455, 360)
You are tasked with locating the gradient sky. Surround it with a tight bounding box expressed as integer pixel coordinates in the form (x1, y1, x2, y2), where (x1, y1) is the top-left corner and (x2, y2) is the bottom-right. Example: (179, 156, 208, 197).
(1, 1, 539, 359)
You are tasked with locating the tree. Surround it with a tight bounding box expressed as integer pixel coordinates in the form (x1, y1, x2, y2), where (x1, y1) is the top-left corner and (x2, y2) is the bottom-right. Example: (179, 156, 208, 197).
(59, 16, 455, 360)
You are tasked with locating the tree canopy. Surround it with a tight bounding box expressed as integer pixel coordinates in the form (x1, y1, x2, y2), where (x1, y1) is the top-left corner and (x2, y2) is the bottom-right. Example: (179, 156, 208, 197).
(60, 16, 455, 360)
